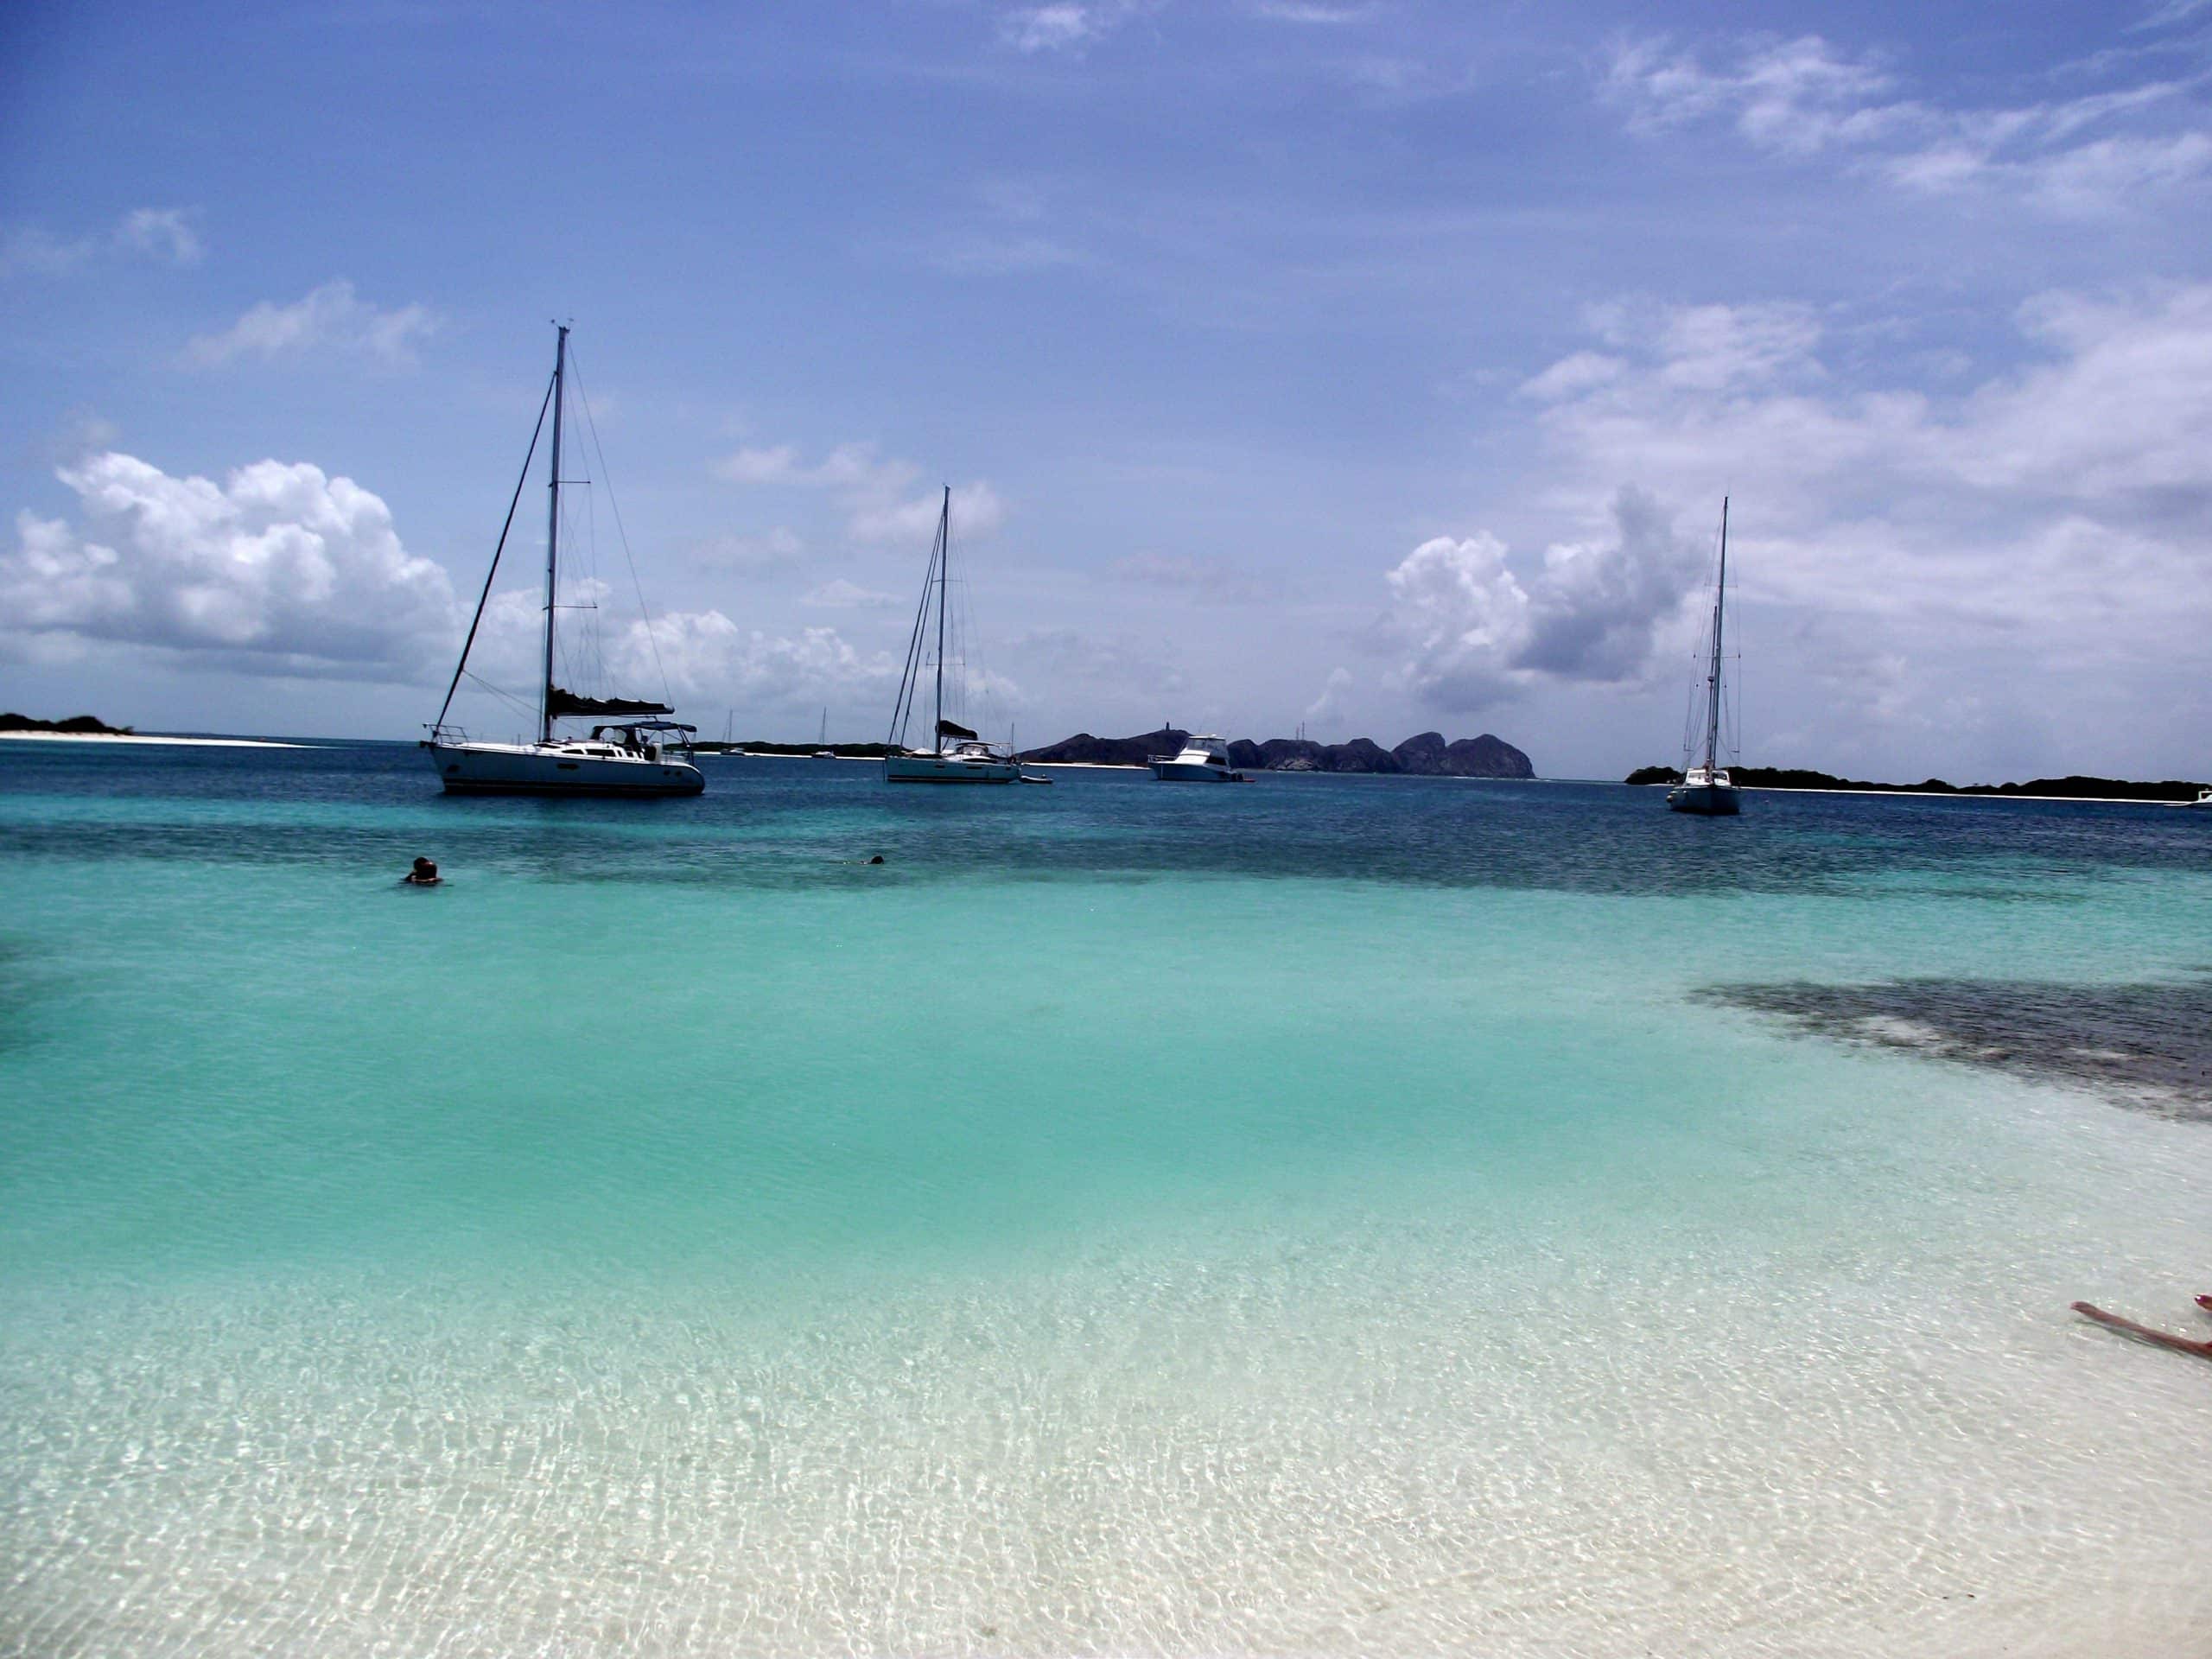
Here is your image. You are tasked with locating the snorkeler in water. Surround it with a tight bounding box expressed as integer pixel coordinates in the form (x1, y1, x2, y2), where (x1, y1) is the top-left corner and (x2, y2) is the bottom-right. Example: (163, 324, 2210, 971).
(402, 856, 442, 887)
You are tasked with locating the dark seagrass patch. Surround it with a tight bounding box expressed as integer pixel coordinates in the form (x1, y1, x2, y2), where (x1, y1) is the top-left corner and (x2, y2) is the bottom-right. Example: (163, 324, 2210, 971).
(1695, 974, 2212, 1122)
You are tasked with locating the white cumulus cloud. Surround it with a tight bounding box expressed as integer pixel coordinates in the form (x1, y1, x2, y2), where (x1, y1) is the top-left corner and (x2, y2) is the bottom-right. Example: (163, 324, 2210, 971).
(996, 0, 1160, 54)
(116, 208, 203, 266)
(1304, 665, 1354, 726)
(1383, 488, 1706, 713)
(1384, 531, 1530, 711)
(690, 526, 806, 571)
(802, 577, 902, 609)
(1602, 30, 2212, 217)
(849, 480, 1007, 546)
(715, 439, 1006, 547)
(1492, 283, 2212, 771)
(0, 206, 204, 277)
(452, 588, 899, 715)
(3, 452, 458, 680)
(611, 615, 899, 705)
(185, 280, 441, 368)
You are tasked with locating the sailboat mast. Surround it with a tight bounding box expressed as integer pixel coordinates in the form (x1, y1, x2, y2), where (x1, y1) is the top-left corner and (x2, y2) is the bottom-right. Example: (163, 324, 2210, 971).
(932, 485, 949, 750)
(540, 323, 569, 747)
(1705, 496, 1728, 772)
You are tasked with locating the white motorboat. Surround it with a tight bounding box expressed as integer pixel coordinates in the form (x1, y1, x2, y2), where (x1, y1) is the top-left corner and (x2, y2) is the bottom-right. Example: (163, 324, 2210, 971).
(2187, 786, 2212, 808)
(884, 486, 1034, 785)
(423, 325, 702, 797)
(1150, 734, 1244, 781)
(1668, 497, 1741, 818)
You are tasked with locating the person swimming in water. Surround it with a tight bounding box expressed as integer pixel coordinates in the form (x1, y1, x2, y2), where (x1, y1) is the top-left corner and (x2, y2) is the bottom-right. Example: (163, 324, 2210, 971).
(402, 856, 441, 887)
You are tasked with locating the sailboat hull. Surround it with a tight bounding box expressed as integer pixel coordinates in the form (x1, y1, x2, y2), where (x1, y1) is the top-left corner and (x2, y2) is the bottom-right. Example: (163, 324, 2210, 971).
(1666, 783, 1741, 815)
(427, 741, 704, 797)
(883, 753, 1022, 785)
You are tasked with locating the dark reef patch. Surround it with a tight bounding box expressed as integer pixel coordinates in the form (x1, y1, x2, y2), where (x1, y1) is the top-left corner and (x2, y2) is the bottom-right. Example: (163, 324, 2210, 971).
(1698, 975, 2212, 1122)
(0, 936, 52, 1058)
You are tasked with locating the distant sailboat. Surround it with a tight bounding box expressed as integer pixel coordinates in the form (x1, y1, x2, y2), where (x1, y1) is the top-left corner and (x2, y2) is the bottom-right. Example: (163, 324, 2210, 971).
(884, 487, 1031, 784)
(423, 325, 702, 796)
(813, 709, 834, 760)
(1668, 497, 1741, 817)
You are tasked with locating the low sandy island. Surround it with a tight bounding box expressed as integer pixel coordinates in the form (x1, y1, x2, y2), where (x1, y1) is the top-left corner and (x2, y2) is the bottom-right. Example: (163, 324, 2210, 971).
(0, 730, 304, 750)
(1742, 783, 2206, 807)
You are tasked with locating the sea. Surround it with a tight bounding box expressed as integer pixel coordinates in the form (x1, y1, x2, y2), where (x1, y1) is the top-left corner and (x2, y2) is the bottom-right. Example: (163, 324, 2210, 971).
(2, 737, 2209, 1658)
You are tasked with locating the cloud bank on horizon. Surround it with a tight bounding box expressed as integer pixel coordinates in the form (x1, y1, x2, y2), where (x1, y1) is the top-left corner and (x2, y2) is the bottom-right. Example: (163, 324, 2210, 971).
(1, 0, 2207, 777)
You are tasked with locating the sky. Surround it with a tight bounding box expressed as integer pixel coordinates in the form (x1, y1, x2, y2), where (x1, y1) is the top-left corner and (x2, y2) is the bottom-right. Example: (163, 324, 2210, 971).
(2, 0, 2209, 780)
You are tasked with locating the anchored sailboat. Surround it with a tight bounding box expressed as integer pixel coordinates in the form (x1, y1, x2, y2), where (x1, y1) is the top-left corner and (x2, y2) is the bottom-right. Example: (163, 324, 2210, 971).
(423, 325, 703, 797)
(1668, 497, 1741, 817)
(884, 487, 1033, 784)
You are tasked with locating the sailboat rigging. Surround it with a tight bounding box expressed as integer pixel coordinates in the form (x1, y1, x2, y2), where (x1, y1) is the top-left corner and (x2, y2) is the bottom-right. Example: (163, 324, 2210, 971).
(884, 486, 1035, 784)
(422, 324, 703, 796)
(1668, 497, 1741, 817)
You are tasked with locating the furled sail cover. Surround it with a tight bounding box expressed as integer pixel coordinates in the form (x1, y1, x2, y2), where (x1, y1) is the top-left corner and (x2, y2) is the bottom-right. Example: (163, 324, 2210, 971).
(547, 687, 675, 718)
(936, 717, 979, 741)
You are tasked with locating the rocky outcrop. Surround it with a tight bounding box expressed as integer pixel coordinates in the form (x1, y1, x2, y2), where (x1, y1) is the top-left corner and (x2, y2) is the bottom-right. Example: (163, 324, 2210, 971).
(1391, 731, 1451, 772)
(1019, 728, 1185, 766)
(1329, 737, 1401, 773)
(1020, 728, 1535, 777)
(1254, 738, 1325, 770)
(1441, 735, 1532, 778)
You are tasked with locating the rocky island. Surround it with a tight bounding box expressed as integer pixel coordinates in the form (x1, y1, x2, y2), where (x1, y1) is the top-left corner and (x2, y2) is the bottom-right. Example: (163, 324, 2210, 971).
(1022, 728, 1535, 778)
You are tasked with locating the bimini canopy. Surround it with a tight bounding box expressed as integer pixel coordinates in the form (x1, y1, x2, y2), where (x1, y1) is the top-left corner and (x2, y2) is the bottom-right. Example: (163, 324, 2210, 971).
(588, 720, 697, 738)
(548, 687, 674, 718)
(936, 717, 979, 741)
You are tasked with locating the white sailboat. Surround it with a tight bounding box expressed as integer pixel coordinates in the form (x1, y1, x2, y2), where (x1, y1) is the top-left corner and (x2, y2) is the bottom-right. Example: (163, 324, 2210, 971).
(884, 487, 1033, 785)
(1668, 497, 1741, 817)
(423, 326, 702, 797)
(813, 709, 834, 760)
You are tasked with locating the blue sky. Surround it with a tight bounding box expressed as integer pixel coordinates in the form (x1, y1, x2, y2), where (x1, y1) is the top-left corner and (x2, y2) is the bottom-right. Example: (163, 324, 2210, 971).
(3, 0, 2209, 779)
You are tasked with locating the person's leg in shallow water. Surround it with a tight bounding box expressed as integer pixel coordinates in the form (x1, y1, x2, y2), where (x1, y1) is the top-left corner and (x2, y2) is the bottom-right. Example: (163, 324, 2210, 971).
(2072, 1300, 2212, 1361)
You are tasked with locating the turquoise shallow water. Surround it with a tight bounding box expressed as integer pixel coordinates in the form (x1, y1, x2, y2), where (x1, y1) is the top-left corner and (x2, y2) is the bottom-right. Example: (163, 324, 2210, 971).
(3, 739, 2210, 1656)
